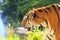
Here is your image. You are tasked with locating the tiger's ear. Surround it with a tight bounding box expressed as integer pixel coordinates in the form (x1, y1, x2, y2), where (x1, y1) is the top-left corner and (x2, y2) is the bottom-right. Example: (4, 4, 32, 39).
(31, 8, 35, 10)
(31, 8, 37, 18)
(32, 8, 35, 10)
(31, 8, 35, 14)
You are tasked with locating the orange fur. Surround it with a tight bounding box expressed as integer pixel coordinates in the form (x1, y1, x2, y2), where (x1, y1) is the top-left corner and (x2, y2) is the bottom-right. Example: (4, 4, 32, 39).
(21, 4, 60, 40)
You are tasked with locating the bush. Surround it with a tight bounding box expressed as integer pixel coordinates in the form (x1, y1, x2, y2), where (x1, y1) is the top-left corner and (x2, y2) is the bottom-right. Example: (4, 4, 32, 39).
(24, 27, 46, 40)
(6, 23, 46, 40)
(6, 23, 20, 40)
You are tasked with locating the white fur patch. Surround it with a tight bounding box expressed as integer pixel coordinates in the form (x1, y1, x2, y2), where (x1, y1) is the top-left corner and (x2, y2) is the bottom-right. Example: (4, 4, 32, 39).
(58, 4, 60, 7)
(24, 16, 27, 20)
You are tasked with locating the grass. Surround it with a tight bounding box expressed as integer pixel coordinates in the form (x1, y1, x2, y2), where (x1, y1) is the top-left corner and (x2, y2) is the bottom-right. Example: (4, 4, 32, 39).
(0, 37, 7, 40)
(25, 28, 46, 40)
(6, 23, 21, 40)
(0, 23, 46, 40)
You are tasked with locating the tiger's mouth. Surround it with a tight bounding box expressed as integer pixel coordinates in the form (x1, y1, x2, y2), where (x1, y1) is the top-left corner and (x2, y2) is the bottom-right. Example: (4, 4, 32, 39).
(24, 27, 31, 31)
(23, 22, 48, 31)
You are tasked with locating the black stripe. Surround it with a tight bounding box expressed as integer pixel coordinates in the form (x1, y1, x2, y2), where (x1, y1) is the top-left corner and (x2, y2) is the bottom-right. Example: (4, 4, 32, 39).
(43, 18, 48, 28)
(52, 5, 59, 19)
(57, 5, 60, 23)
(46, 7, 51, 12)
(50, 34, 53, 37)
(52, 5, 60, 28)
(46, 35, 51, 40)
(38, 10, 43, 12)
(33, 12, 41, 19)
(33, 13, 40, 18)
(43, 9, 48, 14)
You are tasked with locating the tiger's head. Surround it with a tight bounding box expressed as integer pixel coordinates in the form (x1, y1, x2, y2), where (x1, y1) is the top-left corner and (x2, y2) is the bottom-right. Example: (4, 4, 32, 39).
(21, 8, 50, 31)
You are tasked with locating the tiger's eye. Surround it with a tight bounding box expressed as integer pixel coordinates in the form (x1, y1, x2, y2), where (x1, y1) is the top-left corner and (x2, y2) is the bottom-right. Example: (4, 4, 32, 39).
(33, 13, 37, 18)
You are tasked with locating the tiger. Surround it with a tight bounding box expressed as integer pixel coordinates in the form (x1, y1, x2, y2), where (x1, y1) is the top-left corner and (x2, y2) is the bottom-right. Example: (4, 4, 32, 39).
(21, 4, 60, 40)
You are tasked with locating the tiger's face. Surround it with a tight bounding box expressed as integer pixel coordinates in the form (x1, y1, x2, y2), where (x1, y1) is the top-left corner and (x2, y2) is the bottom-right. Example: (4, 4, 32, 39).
(21, 8, 48, 31)
(21, 10, 34, 30)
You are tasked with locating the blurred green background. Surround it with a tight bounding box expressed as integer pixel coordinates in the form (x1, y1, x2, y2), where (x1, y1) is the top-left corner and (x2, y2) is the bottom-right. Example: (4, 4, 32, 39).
(0, 0, 60, 40)
(0, 0, 60, 27)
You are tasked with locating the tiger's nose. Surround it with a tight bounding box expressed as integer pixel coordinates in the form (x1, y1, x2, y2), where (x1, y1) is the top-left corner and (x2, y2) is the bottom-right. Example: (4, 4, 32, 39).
(20, 24, 31, 31)
(24, 27, 31, 31)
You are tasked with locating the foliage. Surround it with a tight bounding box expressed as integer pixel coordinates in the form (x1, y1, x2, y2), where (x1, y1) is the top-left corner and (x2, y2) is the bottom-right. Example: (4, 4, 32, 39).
(0, 2, 3, 10)
(0, 23, 20, 40)
(2, 0, 60, 27)
(0, 37, 7, 40)
(6, 23, 20, 40)
(23, 27, 46, 40)
(5, 23, 46, 40)
(26, 31, 44, 40)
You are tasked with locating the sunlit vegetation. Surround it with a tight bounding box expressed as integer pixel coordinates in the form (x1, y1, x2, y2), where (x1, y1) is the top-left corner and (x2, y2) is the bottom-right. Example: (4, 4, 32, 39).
(6, 23, 20, 40)
(0, 37, 7, 40)
(6, 23, 46, 40)
(25, 30, 45, 40)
